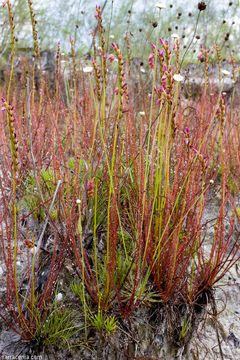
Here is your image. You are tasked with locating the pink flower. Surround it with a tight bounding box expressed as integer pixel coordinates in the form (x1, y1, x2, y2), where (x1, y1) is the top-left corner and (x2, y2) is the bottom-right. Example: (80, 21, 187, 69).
(107, 54, 115, 62)
(2, 2, 6, 7)
(95, 5, 101, 18)
(160, 86, 165, 93)
(148, 53, 155, 68)
(197, 52, 203, 61)
(111, 42, 119, 50)
(158, 49, 164, 56)
(159, 38, 164, 45)
(151, 43, 156, 50)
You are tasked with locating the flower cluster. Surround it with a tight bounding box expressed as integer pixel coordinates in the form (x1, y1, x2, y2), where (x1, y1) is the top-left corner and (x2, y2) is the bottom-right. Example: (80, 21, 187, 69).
(91, 56, 101, 101)
(173, 36, 180, 72)
(112, 42, 128, 116)
(160, 38, 171, 68)
(183, 126, 190, 144)
(216, 94, 225, 135)
(70, 36, 77, 87)
(229, 53, 236, 83)
(87, 179, 95, 199)
(154, 65, 174, 105)
(1, 98, 18, 170)
(192, 147, 207, 174)
(95, 5, 106, 81)
(148, 53, 155, 69)
(197, 45, 211, 90)
(28, 0, 40, 59)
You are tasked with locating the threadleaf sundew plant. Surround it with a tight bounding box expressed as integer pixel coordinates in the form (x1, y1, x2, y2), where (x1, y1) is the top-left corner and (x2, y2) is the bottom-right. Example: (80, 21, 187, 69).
(0, 2, 240, 359)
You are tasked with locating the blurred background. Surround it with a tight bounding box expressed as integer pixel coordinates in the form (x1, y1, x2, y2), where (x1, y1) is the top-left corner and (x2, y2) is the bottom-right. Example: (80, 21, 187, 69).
(0, 0, 239, 64)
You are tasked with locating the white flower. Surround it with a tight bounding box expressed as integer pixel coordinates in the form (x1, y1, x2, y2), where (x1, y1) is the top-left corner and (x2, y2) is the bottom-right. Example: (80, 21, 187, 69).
(209, 179, 214, 184)
(156, 4, 166, 10)
(56, 293, 63, 302)
(171, 33, 179, 40)
(76, 199, 81, 204)
(222, 69, 231, 76)
(173, 73, 184, 82)
(139, 111, 145, 116)
(82, 66, 93, 73)
(109, 34, 115, 39)
(140, 67, 146, 73)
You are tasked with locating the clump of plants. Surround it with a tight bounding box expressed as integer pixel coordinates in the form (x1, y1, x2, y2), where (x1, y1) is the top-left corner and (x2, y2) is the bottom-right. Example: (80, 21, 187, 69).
(0, 1, 240, 359)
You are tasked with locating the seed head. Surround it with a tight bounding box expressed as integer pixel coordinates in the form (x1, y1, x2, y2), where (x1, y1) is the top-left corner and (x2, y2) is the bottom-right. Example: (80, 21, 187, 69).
(198, 2, 206, 11)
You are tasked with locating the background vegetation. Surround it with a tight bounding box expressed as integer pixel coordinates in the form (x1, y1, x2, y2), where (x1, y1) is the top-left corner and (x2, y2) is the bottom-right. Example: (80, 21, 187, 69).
(0, 0, 240, 63)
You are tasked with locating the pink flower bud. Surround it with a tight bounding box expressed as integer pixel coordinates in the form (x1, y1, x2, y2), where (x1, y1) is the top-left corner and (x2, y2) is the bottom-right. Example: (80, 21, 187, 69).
(107, 54, 115, 62)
